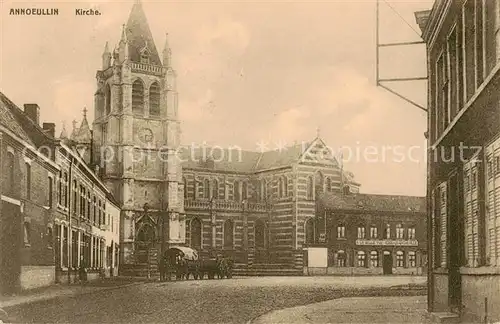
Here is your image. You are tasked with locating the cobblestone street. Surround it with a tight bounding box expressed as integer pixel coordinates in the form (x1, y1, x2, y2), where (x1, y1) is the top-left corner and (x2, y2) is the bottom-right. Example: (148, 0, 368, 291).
(3, 276, 426, 323)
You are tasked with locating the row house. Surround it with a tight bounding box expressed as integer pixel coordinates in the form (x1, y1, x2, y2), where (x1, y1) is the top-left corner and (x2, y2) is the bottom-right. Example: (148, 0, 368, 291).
(0, 91, 121, 293)
(417, 0, 500, 322)
(309, 192, 426, 275)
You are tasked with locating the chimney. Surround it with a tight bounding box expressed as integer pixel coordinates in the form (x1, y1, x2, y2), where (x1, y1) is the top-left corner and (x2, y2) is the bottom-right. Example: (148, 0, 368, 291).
(42, 123, 56, 138)
(24, 104, 40, 125)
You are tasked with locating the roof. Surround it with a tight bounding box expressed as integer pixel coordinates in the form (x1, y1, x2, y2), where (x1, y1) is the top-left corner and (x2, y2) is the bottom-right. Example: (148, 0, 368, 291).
(318, 191, 426, 214)
(125, 1, 162, 66)
(71, 110, 91, 143)
(0, 92, 32, 144)
(0, 92, 54, 147)
(168, 246, 199, 261)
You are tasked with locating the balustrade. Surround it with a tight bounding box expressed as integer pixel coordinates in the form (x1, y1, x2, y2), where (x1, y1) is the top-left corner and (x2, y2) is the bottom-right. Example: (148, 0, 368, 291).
(130, 62, 164, 76)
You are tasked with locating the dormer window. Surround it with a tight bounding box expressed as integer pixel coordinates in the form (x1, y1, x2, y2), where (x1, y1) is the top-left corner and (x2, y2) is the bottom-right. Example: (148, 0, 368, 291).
(141, 53, 150, 64)
(140, 46, 150, 64)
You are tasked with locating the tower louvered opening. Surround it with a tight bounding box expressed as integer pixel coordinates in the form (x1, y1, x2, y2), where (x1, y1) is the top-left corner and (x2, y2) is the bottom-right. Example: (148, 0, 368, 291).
(149, 82, 160, 117)
(132, 79, 145, 115)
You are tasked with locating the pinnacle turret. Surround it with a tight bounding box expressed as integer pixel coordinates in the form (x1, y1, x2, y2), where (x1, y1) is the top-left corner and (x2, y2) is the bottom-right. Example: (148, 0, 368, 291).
(163, 33, 172, 67)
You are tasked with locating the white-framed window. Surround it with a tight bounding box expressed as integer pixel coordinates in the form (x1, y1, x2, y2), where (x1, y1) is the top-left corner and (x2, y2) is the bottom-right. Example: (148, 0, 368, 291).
(337, 225, 345, 239)
(396, 224, 404, 239)
(408, 251, 416, 267)
(370, 251, 379, 267)
(407, 227, 416, 240)
(370, 226, 378, 239)
(357, 226, 365, 239)
(357, 251, 366, 267)
(396, 251, 405, 267)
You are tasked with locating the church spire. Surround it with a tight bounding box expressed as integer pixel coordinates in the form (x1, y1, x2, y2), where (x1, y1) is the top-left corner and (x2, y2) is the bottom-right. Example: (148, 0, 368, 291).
(124, 0, 161, 65)
(102, 41, 111, 69)
(163, 33, 172, 67)
(59, 121, 68, 139)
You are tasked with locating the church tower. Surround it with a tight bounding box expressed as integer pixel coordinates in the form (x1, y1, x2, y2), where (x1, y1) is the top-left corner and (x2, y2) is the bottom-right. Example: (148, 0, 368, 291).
(92, 0, 185, 266)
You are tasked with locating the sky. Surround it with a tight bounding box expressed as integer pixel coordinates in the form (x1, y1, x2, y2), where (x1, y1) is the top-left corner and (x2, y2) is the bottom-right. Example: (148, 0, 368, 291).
(0, 0, 434, 196)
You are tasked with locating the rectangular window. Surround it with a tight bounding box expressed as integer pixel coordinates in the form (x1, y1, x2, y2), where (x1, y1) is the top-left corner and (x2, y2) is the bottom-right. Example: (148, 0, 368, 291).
(25, 163, 31, 200)
(337, 225, 345, 239)
(485, 140, 500, 267)
(396, 225, 405, 239)
(464, 0, 476, 100)
(370, 251, 379, 267)
(64, 173, 68, 207)
(484, 0, 496, 75)
(48, 177, 53, 208)
(87, 192, 91, 221)
(357, 252, 366, 267)
(72, 230, 78, 268)
(385, 224, 391, 239)
(464, 158, 481, 267)
(456, 21, 464, 112)
(447, 28, 458, 120)
(62, 226, 68, 267)
(396, 251, 405, 267)
(357, 227, 365, 239)
(58, 172, 63, 205)
(408, 228, 416, 240)
(408, 252, 416, 267)
(439, 181, 448, 268)
(475, 0, 484, 87)
(370, 226, 378, 239)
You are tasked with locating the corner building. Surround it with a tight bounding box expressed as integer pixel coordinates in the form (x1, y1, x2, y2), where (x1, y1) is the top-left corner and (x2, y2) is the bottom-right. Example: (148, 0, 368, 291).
(417, 1, 500, 322)
(91, 1, 185, 272)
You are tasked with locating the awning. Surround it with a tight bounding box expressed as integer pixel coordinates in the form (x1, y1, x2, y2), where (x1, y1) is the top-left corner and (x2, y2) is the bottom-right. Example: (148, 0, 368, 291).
(168, 246, 199, 261)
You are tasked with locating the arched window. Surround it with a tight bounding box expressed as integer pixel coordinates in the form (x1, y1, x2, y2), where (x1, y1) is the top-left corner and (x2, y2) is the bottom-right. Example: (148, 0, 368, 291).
(315, 171, 324, 195)
(234, 181, 240, 201)
(190, 218, 202, 249)
(262, 180, 268, 201)
(132, 79, 145, 115)
(149, 82, 160, 117)
(337, 250, 346, 267)
(137, 224, 155, 242)
(370, 251, 379, 267)
(224, 219, 234, 248)
(306, 175, 314, 200)
(305, 218, 315, 244)
(326, 177, 332, 192)
(254, 219, 266, 248)
(203, 179, 210, 199)
(357, 251, 366, 267)
(105, 84, 111, 115)
(73, 180, 78, 213)
(212, 179, 219, 199)
(278, 177, 284, 198)
(183, 177, 188, 199)
(4, 152, 15, 196)
(242, 181, 248, 200)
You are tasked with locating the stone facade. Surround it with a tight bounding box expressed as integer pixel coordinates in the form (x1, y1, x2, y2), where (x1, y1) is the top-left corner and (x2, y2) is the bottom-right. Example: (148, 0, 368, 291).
(90, 1, 184, 270)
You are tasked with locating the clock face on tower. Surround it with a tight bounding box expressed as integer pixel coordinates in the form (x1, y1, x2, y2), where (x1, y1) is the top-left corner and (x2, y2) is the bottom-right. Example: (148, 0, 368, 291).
(139, 128, 153, 144)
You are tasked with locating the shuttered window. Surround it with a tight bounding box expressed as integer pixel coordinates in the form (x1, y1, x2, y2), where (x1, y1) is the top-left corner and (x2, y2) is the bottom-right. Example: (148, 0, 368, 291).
(463, 156, 480, 267)
(485, 139, 500, 266)
(439, 181, 448, 268)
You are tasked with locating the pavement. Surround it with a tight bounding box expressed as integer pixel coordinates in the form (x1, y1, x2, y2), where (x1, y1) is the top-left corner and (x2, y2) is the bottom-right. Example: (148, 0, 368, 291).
(251, 295, 430, 324)
(1, 276, 428, 324)
(0, 277, 144, 309)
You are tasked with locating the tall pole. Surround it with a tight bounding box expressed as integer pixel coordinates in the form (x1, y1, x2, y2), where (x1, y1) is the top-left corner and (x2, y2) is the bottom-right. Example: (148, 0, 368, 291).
(375, 0, 380, 85)
(67, 156, 73, 284)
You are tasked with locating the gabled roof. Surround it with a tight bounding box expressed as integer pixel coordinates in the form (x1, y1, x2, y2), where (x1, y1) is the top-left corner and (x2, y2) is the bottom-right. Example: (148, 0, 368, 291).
(0, 92, 32, 144)
(71, 112, 92, 144)
(318, 191, 426, 214)
(125, 1, 162, 66)
(180, 139, 350, 174)
(0, 92, 54, 147)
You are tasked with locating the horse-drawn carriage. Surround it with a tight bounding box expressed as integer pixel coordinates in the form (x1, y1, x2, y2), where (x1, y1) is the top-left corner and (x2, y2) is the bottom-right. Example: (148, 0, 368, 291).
(159, 246, 233, 281)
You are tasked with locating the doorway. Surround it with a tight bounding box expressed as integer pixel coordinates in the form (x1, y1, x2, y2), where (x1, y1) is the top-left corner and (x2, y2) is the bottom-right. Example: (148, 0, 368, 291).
(382, 251, 393, 275)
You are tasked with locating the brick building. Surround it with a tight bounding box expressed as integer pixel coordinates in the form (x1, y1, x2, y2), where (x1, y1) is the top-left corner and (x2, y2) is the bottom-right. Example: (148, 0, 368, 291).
(416, 1, 500, 322)
(307, 192, 427, 275)
(180, 138, 361, 274)
(0, 92, 121, 293)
